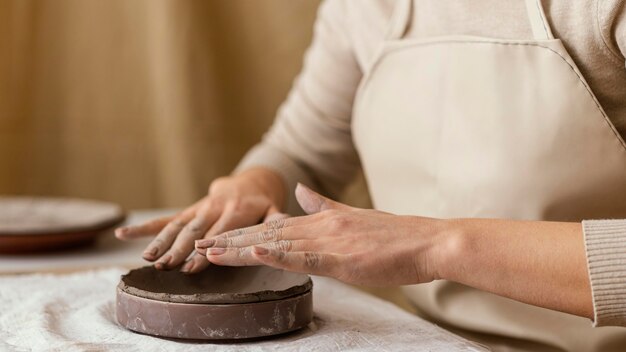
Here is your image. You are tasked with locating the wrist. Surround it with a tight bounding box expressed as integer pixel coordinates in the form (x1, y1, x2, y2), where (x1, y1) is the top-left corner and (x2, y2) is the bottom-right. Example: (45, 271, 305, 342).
(429, 218, 473, 282)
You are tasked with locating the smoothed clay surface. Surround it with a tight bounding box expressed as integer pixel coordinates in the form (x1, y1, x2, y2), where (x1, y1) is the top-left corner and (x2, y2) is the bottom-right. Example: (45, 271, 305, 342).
(120, 265, 312, 304)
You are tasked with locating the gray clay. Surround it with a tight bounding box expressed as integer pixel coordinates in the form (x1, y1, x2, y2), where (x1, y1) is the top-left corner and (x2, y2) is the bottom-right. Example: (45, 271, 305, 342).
(119, 265, 313, 304)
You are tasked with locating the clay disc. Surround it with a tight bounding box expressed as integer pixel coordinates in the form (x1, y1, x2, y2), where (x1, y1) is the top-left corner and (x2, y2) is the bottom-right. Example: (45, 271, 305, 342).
(119, 265, 312, 304)
(117, 265, 314, 340)
(0, 196, 125, 253)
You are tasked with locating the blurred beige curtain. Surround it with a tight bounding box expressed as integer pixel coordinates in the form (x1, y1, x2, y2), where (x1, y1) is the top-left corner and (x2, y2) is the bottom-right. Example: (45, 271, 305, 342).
(0, 0, 321, 209)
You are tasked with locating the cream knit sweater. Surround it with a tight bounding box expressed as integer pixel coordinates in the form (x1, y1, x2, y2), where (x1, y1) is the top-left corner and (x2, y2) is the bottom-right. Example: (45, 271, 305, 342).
(237, 0, 626, 327)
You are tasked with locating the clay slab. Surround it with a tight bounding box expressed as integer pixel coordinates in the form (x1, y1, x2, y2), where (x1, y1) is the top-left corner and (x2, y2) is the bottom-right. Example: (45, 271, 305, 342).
(119, 265, 313, 304)
(116, 265, 314, 340)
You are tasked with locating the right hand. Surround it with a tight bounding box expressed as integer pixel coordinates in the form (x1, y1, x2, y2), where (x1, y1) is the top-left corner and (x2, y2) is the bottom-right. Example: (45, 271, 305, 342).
(115, 167, 287, 273)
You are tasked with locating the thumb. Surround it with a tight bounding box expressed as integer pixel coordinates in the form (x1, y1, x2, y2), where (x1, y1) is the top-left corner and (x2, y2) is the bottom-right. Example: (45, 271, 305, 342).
(295, 183, 350, 214)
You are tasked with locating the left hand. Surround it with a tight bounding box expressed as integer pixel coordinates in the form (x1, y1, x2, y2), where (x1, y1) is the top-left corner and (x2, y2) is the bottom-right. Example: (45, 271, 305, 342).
(195, 183, 446, 286)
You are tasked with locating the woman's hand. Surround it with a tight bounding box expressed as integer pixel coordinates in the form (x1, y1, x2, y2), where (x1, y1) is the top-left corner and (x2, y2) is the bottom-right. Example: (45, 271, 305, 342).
(115, 167, 287, 273)
(191, 183, 593, 319)
(195, 183, 447, 286)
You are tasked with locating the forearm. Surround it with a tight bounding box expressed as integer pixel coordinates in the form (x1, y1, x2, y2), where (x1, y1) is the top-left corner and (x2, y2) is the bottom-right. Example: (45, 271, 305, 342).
(435, 218, 593, 319)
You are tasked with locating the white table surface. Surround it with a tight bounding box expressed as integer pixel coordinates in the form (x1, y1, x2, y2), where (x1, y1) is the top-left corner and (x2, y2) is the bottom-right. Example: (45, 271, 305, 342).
(0, 209, 488, 351)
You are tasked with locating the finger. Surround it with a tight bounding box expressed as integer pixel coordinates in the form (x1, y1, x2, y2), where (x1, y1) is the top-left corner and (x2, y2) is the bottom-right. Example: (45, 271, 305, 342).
(196, 215, 315, 249)
(263, 204, 288, 221)
(252, 246, 341, 277)
(115, 216, 174, 240)
(204, 240, 313, 266)
(158, 204, 221, 269)
(146, 218, 190, 265)
(180, 252, 210, 274)
(295, 183, 352, 215)
(119, 198, 205, 241)
(204, 247, 260, 266)
(199, 224, 318, 250)
(263, 209, 290, 223)
(194, 209, 263, 256)
(186, 207, 264, 272)
(206, 203, 265, 238)
(261, 240, 316, 252)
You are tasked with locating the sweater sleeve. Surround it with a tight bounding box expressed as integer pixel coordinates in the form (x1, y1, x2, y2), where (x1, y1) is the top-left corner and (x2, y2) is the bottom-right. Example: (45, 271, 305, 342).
(583, 219, 626, 327)
(583, 1, 626, 328)
(235, 0, 363, 214)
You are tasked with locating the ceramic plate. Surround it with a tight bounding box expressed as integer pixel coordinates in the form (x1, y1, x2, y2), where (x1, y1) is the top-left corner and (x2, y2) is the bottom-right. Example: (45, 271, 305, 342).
(0, 196, 125, 253)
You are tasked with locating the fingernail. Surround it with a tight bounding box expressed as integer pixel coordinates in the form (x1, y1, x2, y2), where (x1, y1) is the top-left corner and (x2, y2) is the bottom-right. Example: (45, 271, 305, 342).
(115, 227, 128, 237)
(143, 247, 157, 258)
(155, 255, 171, 269)
(195, 239, 215, 249)
(253, 246, 269, 256)
(206, 248, 226, 256)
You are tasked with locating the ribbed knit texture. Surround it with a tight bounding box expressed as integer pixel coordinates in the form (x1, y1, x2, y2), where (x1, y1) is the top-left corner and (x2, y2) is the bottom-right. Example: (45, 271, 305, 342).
(583, 219, 626, 327)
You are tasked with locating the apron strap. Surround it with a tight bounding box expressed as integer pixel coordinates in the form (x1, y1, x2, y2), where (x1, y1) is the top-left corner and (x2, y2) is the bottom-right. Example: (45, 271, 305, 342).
(387, 0, 555, 41)
(524, 0, 554, 40)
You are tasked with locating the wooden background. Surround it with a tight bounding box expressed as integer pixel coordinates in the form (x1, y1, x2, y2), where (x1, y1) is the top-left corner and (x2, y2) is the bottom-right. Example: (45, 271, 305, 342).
(0, 0, 323, 209)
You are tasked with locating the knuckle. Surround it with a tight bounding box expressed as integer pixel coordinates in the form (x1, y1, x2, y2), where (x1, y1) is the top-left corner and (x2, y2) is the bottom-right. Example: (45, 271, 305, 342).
(226, 198, 243, 212)
(328, 212, 350, 230)
(260, 228, 282, 242)
(209, 177, 229, 193)
(237, 247, 248, 258)
(271, 228, 284, 241)
(276, 250, 287, 261)
(258, 231, 271, 242)
(185, 224, 204, 235)
(231, 228, 246, 237)
(168, 247, 185, 258)
(223, 234, 237, 247)
(273, 240, 293, 252)
(304, 252, 321, 269)
(215, 231, 240, 247)
(265, 218, 287, 230)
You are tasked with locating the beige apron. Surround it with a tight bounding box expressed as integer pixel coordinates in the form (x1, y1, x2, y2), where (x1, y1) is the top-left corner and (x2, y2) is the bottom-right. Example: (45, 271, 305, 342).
(352, 0, 626, 351)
